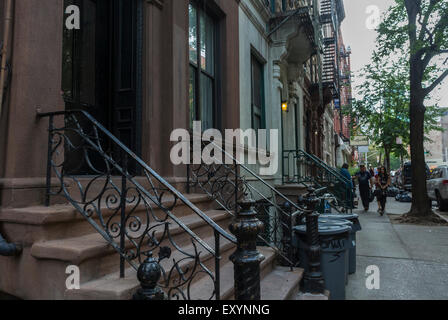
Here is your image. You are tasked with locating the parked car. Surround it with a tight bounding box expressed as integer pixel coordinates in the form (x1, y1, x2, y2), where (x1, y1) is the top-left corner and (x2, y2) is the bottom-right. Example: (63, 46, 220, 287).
(399, 161, 430, 191)
(427, 166, 448, 211)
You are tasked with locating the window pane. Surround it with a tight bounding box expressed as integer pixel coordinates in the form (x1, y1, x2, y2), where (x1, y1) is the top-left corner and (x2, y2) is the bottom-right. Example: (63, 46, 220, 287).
(200, 74, 213, 130)
(189, 4, 197, 64)
(252, 58, 262, 109)
(200, 13, 214, 75)
(189, 66, 197, 128)
(251, 56, 264, 130)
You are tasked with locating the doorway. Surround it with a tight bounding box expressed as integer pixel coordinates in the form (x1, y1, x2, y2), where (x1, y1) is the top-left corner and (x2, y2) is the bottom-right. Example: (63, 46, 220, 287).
(62, 0, 142, 174)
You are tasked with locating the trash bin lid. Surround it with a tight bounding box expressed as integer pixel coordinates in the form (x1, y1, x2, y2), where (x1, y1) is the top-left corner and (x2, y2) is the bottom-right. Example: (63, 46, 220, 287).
(293, 224, 351, 236)
(320, 214, 362, 232)
(320, 214, 358, 220)
(300, 217, 353, 228)
(318, 218, 353, 227)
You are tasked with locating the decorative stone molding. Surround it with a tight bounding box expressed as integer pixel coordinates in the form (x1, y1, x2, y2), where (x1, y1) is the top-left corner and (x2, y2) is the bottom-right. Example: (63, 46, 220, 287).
(147, 0, 164, 10)
(288, 81, 299, 103)
(273, 62, 283, 90)
(249, 0, 272, 22)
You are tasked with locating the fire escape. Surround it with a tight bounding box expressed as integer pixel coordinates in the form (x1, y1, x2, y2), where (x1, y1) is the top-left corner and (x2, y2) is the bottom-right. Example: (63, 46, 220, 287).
(319, 0, 341, 103)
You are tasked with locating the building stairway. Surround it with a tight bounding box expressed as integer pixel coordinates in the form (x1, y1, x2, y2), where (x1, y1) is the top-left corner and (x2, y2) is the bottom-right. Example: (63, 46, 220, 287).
(0, 192, 303, 300)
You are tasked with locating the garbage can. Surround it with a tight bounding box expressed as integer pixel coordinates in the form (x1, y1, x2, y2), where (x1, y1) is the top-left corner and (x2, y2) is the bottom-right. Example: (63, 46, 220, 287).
(299, 217, 353, 284)
(293, 224, 351, 300)
(320, 214, 362, 274)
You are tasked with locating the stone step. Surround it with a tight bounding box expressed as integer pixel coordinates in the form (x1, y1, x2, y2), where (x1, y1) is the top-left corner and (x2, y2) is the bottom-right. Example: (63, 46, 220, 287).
(65, 246, 283, 300)
(65, 232, 237, 300)
(0, 193, 216, 243)
(0, 209, 234, 300)
(260, 266, 303, 300)
(30, 209, 233, 282)
(275, 184, 309, 204)
(190, 246, 277, 300)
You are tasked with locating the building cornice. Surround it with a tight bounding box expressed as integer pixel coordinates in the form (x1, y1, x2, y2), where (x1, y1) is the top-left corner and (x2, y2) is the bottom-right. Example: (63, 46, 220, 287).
(239, 0, 271, 42)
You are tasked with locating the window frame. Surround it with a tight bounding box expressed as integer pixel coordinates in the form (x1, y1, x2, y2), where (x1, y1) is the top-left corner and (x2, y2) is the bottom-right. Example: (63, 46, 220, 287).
(250, 51, 266, 132)
(188, 1, 219, 130)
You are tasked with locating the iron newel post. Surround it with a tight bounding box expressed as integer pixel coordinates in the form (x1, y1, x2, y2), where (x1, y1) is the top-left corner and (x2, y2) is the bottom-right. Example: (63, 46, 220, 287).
(229, 197, 265, 300)
(133, 252, 166, 300)
(303, 188, 325, 294)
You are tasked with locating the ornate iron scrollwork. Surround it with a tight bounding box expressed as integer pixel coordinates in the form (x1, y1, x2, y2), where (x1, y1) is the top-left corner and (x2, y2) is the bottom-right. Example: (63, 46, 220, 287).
(188, 140, 304, 267)
(38, 110, 235, 300)
(282, 149, 353, 212)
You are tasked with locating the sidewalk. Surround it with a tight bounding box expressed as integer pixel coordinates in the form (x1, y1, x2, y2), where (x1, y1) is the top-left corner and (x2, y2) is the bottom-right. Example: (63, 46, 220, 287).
(346, 197, 448, 300)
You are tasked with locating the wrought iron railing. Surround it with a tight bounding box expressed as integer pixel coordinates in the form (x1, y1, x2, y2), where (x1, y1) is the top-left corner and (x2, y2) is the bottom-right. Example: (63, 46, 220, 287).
(282, 149, 353, 211)
(37, 110, 236, 300)
(187, 139, 306, 267)
(269, 0, 313, 14)
(268, 0, 316, 43)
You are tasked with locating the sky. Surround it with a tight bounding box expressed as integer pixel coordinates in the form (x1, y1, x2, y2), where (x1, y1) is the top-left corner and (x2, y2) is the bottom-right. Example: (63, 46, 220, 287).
(341, 0, 448, 107)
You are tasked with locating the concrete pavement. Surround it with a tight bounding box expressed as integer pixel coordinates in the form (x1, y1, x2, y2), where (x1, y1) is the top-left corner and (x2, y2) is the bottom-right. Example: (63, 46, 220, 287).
(346, 197, 448, 300)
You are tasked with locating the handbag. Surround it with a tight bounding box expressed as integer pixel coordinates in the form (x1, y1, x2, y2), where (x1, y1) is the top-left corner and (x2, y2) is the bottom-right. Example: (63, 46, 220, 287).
(369, 189, 375, 203)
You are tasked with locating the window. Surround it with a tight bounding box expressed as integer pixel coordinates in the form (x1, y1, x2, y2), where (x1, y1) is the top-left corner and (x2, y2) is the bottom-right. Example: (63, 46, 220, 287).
(189, 2, 216, 130)
(251, 55, 265, 131)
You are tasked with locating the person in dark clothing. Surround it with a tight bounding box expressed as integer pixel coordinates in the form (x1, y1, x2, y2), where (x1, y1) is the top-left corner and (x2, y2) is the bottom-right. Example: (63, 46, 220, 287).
(356, 165, 373, 211)
(340, 163, 354, 208)
(375, 166, 391, 215)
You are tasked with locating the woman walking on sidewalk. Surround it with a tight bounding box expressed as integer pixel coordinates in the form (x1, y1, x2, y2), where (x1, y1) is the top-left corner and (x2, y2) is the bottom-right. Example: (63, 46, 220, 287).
(375, 166, 391, 215)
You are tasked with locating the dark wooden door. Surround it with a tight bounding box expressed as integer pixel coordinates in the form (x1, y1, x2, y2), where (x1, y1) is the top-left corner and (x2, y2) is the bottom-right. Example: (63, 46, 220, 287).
(111, 0, 138, 154)
(62, 0, 141, 174)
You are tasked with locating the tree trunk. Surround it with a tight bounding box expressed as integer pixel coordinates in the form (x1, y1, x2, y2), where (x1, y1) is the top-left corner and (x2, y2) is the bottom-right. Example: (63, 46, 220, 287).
(384, 147, 391, 173)
(408, 57, 432, 217)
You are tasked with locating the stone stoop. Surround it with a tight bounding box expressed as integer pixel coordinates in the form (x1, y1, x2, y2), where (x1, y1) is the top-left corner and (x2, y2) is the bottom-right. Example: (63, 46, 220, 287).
(0, 192, 304, 300)
(274, 184, 309, 204)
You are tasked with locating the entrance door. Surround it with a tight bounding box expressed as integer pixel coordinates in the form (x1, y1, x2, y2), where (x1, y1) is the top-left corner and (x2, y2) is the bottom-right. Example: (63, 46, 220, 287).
(62, 0, 141, 174)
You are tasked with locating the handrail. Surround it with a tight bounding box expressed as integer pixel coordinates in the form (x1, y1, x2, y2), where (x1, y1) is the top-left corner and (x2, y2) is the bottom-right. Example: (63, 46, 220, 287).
(210, 141, 304, 215)
(37, 110, 236, 249)
(298, 149, 350, 184)
(286, 148, 350, 184)
(282, 148, 353, 212)
(38, 109, 235, 299)
(188, 138, 306, 267)
(267, 0, 313, 38)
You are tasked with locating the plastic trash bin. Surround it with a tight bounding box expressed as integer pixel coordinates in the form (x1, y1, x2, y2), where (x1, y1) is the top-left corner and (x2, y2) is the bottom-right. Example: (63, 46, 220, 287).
(299, 217, 353, 284)
(294, 224, 351, 300)
(320, 214, 362, 274)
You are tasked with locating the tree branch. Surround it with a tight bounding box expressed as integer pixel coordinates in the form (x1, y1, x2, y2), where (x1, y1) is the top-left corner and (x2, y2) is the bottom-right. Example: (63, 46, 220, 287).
(424, 69, 448, 96)
(418, 0, 440, 43)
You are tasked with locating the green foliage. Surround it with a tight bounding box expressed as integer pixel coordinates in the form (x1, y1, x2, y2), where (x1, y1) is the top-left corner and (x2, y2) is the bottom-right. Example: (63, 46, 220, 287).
(377, 0, 448, 96)
(346, 0, 448, 166)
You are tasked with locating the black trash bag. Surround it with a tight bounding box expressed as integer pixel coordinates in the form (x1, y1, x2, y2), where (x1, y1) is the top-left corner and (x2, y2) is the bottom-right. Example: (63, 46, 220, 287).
(400, 193, 412, 202)
(387, 187, 399, 197)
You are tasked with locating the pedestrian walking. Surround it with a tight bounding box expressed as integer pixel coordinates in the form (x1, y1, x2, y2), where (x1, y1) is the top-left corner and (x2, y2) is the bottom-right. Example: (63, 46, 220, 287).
(375, 166, 391, 216)
(340, 163, 354, 208)
(369, 166, 375, 177)
(356, 165, 373, 211)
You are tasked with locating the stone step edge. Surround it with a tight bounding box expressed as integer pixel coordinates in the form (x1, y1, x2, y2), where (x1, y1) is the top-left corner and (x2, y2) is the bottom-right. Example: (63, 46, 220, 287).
(64, 246, 277, 300)
(30, 210, 231, 264)
(0, 193, 212, 226)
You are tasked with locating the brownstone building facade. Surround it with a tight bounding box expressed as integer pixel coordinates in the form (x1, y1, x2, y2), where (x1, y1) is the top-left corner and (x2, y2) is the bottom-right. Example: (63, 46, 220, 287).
(0, 0, 240, 209)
